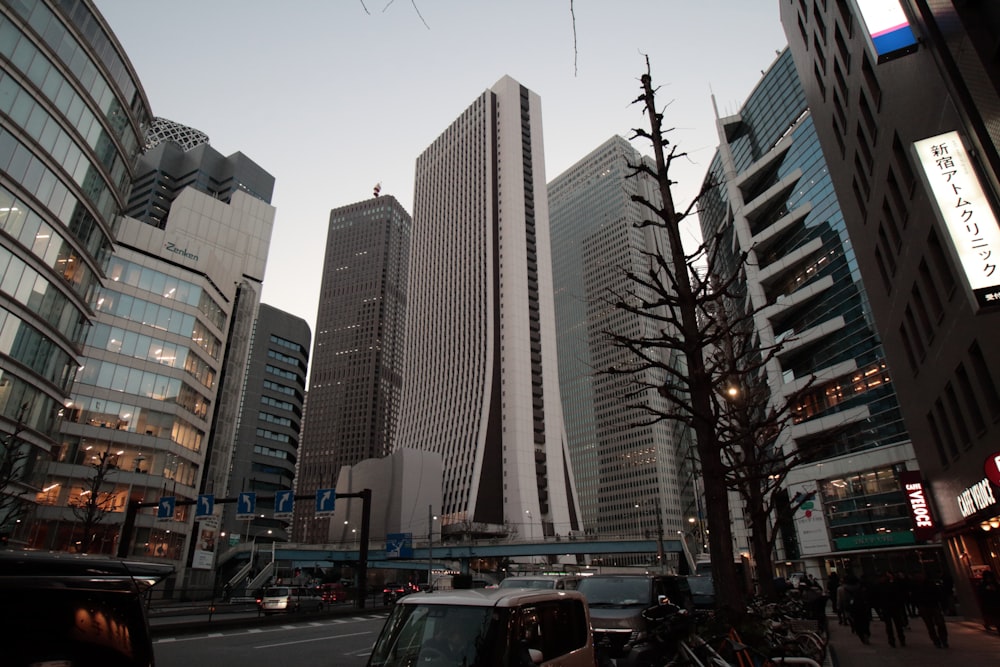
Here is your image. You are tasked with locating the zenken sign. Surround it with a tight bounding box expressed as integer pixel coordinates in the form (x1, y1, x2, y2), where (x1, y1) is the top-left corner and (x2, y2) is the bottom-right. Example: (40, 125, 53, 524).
(900, 471, 936, 542)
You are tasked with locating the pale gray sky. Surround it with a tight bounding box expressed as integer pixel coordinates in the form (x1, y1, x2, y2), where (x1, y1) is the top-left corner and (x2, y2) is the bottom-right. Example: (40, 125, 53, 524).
(95, 1, 788, 340)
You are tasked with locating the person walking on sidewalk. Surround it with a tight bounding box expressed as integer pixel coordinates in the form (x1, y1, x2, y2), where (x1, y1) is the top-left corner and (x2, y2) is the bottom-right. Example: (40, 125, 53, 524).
(874, 572, 907, 647)
(827, 570, 841, 616)
(976, 567, 1000, 633)
(912, 573, 948, 648)
(844, 574, 873, 644)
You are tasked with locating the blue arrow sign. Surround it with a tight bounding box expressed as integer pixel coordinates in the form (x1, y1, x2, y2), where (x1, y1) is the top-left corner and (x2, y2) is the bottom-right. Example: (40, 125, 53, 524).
(236, 492, 256, 520)
(156, 496, 176, 521)
(315, 488, 336, 516)
(274, 490, 294, 518)
(386, 533, 413, 559)
(196, 494, 214, 517)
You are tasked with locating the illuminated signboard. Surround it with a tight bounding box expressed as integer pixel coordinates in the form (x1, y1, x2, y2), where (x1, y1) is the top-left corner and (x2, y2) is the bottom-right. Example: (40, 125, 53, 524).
(899, 471, 936, 542)
(914, 131, 1000, 311)
(957, 478, 998, 518)
(851, 0, 918, 63)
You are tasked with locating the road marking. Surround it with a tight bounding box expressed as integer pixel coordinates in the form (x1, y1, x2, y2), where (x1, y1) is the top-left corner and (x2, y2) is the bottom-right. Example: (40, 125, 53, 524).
(254, 630, 372, 649)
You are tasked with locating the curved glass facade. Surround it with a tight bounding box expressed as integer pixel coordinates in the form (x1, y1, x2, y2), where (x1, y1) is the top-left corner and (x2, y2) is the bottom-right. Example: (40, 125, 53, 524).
(0, 0, 150, 526)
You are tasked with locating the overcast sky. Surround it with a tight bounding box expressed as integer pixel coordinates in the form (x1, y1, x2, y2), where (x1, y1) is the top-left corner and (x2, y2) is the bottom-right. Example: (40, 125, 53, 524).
(95, 1, 788, 344)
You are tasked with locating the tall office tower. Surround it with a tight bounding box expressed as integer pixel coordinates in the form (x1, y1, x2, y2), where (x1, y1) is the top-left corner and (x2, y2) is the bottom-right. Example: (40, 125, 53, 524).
(293, 194, 410, 544)
(699, 49, 931, 579)
(548, 136, 687, 559)
(780, 0, 1000, 606)
(220, 303, 309, 545)
(0, 0, 152, 542)
(396, 76, 581, 541)
(32, 119, 275, 585)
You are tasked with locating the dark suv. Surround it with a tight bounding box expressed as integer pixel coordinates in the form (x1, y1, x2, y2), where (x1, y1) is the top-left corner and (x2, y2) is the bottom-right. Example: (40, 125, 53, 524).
(576, 574, 694, 666)
(0, 550, 173, 667)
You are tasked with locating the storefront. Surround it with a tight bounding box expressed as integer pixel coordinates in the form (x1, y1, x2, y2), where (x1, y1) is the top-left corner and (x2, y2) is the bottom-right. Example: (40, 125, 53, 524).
(940, 475, 1000, 620)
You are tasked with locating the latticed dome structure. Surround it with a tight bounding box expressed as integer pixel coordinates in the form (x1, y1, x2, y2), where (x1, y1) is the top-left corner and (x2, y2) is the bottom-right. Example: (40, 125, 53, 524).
(144, 116, 209, 151)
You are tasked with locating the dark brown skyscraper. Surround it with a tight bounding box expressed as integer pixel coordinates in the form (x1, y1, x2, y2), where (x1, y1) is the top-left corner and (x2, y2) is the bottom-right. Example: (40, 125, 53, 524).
(292, 195, 411, 543)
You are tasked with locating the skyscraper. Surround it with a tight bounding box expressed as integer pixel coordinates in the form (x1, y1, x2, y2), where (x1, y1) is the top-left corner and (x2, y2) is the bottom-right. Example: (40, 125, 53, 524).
(0, 0, 152, 541)
(221, 303, 309, 545)
(548, 136, 687, 554)
(780, 0, 1000, 611)
(293, 194, 410, 543)
(699, 49, 928, 578)
(396, 76, 581, 541)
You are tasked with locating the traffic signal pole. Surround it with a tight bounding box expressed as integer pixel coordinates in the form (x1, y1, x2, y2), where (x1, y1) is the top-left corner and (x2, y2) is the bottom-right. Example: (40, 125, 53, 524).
(116, 490, 373, 607)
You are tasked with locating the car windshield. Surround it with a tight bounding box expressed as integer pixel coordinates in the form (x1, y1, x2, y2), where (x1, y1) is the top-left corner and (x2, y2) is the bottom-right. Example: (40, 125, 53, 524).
(577, 577, 649, 605)
(265, 587, 290, 596)
(498, 579, 554, 589)
(369, 603, 508, 667)
(686, 577, 714, 595)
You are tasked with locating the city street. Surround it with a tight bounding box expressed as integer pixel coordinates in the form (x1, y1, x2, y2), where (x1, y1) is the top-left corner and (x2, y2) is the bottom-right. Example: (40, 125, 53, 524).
(153, 613, 387, 667)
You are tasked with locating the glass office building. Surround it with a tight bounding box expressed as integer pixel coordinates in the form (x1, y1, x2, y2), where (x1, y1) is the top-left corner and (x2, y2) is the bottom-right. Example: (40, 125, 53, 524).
(0, 0, 151, 540)
(699, 49, 934, 579)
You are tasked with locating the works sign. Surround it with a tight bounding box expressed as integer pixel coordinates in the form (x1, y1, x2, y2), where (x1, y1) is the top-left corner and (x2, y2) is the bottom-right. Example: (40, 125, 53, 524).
(900, 471, 936, 542)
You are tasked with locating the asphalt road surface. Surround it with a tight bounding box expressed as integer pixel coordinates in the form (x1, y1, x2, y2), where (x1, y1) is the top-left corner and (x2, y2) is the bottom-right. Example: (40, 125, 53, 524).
(153, 612, 388, 667)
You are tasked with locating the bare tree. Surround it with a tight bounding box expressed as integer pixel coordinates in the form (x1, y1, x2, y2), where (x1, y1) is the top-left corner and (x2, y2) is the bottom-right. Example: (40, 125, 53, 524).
(606, 59, 815, 610)
(70, 444, 118, 553)
(0, 408, 32, 542)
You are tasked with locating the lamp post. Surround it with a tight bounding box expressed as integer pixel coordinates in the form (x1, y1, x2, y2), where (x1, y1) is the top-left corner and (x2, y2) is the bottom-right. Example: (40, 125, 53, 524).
(427, 506, 436, 590)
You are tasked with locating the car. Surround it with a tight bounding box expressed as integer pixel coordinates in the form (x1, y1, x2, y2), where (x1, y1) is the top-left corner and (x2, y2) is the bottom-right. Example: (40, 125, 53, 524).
(319, 581, 346, 603)
(259, 585, 325, 614)
(0, 549, 173, 667)
(367, 588, 596, 667)
(576, 574, 695, 666)
(497, 574, 583, 590)
(684, 574, 715, 610)
(382, 581, 419, 604)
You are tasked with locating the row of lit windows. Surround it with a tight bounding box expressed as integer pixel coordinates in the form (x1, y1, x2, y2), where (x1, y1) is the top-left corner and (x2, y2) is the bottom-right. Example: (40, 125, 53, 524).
(87, 322, 216, 390)
(75, 358, 209, 422)
(107, 256, 226, 332)
(0, 242, 87, 344)
(0, 304, 75, 388)
(94, 289, 222, 360)
(0, 185, 98, 304)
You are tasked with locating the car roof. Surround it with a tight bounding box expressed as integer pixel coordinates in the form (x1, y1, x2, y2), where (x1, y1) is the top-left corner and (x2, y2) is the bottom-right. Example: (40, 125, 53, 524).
(0, 550, 174, 592)
(397, 588, 586, 608)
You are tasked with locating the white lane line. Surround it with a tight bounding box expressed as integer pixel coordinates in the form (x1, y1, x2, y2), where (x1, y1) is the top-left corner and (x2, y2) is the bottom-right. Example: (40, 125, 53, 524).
(254, 630, 372, 649)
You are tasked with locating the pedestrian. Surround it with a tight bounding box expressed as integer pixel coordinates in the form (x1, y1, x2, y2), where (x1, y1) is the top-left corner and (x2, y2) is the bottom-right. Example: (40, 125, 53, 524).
(896, 571, 916, 620)
(912, 573, 948, 648)
(836, 578, 851, 626)
(844, 574, 872, 644)
(976, 567, 1000, 633)
(873, 572, 907, 647)
(827, 570, 841, 615)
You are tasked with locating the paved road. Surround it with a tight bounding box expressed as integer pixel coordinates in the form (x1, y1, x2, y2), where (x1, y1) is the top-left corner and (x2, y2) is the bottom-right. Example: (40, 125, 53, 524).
(153, 612, 388, 667)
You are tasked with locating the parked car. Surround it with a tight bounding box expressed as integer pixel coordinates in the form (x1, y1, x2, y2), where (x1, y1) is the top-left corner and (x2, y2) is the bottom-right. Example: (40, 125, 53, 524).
(497, 574, 583, 590)
(576, 574, 694, 667)
(320, 582, 346, 603)
(684, 575, 715, 610)
(259, 585, 325, 614)
(0, 550, 173, 667)
(367, 588, 596, 667)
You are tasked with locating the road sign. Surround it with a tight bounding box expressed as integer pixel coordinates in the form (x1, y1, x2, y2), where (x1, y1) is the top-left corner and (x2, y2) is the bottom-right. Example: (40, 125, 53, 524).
(196, 494, 214, 517)
(315, 488, 336, 516)
(156, 496, 175, 521)
(274, 490, 294, 519)
(236, 492, 256, 520)
(386, 533, 413, 559)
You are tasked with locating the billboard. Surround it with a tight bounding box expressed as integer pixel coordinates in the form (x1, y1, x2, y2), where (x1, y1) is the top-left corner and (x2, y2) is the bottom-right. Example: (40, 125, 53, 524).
(852, 0, 918, 63)
(914, 131, 1000, 311)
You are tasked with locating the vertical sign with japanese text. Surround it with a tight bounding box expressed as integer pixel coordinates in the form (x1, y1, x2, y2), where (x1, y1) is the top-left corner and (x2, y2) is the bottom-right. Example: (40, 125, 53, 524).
(914, 131, 1000, 311)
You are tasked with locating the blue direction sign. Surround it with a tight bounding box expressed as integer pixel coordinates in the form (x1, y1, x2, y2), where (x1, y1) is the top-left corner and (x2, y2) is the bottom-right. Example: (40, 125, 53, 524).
(315, 488, 336, 516)
(236, 492, 257, 520)
(196, 494, 214, 517)
(156, 496, 175, 521)
(386, 533, 413, 559)
(274, 490, 294, 519)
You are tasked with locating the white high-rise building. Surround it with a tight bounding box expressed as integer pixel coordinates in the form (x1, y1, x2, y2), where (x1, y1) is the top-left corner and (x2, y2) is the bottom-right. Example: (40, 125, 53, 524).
(396, 76, 581, 541)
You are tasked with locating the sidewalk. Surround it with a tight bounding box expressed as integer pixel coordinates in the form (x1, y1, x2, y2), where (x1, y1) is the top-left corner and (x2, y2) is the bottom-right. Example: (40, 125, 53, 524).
(827, 615, 1000, 666)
